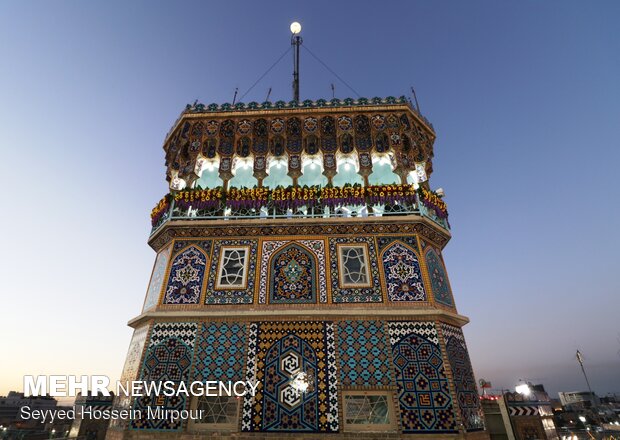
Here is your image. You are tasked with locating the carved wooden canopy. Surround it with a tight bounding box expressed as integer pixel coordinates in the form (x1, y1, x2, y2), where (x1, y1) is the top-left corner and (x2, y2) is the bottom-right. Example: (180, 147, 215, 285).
(163, 97, 436, 188)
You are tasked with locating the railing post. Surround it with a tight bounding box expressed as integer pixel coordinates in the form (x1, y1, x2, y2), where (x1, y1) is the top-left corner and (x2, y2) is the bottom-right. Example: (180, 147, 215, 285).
(169, 196, 175, 220)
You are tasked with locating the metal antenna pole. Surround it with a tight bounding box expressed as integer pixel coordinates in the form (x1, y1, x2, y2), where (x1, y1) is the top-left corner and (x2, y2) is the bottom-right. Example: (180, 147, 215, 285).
(576, 350, 595, 404)
(292, 35, 302, 101)
(410, 86, 421, 113)
(232, 87, 238, 105)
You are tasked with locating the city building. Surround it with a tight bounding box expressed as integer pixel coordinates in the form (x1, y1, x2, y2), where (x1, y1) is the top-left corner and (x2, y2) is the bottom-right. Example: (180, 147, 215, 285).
(0, 392, 69, 439)
(558, 391, 600, 410)
(480, 385, 559, 440)
(0, 392, 57, 425)
(68, 393, 114, 440)
(480, 395, 515, 440)
(107, 89, 488, 438)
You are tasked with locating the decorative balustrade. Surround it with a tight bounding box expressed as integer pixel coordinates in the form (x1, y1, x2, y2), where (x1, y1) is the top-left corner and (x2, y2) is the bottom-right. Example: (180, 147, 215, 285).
(150, 184, 450, 235)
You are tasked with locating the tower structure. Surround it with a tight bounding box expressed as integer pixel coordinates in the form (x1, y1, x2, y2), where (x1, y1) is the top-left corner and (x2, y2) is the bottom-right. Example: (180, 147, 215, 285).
(108, 94, 488, 439)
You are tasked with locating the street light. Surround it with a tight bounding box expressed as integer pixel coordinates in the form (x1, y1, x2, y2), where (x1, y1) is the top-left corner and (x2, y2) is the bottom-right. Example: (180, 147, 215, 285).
(515, 383, 531, 396)
(290, 21, 302, 35)
(290, 21, 303, 101)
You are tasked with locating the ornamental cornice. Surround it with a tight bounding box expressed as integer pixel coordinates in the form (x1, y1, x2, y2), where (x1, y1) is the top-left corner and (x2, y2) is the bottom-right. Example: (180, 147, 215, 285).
(127, 309, 470, 330)
(147, 215, 451, 252)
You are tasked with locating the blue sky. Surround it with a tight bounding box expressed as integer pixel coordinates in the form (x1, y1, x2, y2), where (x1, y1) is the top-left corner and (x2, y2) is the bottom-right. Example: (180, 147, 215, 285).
(0, 1, 619, 397)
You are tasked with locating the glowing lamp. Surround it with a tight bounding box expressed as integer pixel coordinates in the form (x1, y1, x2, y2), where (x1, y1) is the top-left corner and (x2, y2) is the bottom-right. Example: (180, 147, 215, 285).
(515, 384, 531, 396)
(290, 22, 302, 35)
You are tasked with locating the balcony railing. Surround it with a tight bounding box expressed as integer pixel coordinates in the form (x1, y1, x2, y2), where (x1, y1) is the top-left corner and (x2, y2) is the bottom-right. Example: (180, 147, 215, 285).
(150, 195, 450, 236)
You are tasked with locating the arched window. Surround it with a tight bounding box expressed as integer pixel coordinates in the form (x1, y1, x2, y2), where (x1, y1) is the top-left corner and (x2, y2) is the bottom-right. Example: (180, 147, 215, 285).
(298, 155, 327, 187)
(368, 155, 399, 185)
(263, 156, 292, 188)
(333, 155, 363, 187)
(229, 157, 257, 188)
(196, 158, 223, 189)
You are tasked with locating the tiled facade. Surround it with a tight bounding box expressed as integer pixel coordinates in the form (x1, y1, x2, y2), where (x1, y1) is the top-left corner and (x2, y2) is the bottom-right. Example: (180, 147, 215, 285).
(110, 102, 487, 439)
(110, 226, 487, 438)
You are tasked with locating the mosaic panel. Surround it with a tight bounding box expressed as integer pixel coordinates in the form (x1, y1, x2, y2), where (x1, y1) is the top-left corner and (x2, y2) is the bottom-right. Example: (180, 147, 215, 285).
(193, 322, 246, 382)
(329, 237, 382, 303)
(381, 242, 427, 302)
(143, 247, 170, 312)
(425, 249, 454, 307)
(131, 323, 197, 430)
(376, 235, 419, 253)
(162, 246, 207, 304)
(388, 321, 457, 433)
(241, 321, 338, 433)
(172, 240, 212, 257)
(441, 323, 485, 431)
(110, 325, 149, 429)
(337, 321, 391, 386)
(259, 240, 327, 304)
(269, 244, 317, 304)
(205, 239, 258, 304)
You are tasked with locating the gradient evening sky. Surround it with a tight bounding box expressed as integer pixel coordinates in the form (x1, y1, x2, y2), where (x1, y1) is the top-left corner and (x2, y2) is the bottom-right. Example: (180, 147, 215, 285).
(1, 1, 619, 398)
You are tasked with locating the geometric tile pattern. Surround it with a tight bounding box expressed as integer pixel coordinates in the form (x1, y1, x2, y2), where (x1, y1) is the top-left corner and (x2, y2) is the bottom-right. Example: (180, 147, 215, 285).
(143, 247, 170, 311)
(193, 322, 246, 382)
(441, 323, 485, 431)
(110, 325, 149, 429)
(241, 321, 339, 433)
(376, 235, 419, 253)
(425, 249, 454, 307)
(269, 244, 317, 304)
(329, 237, 382, 303)
(205, 239, 258, 304)
(162, 246, 207, 304)
(172, 240, 212, 258)
(131, 322, 198, 430)
(258, 240, 327, 303)
(337, 321, 391, 386)
(381, 242, 427, 302)
(388, 321, 457, 433)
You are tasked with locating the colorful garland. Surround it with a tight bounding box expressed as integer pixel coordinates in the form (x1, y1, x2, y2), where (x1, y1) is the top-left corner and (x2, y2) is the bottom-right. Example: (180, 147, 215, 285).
(272, 186, 319, 211)
(418, 187, 448, 218)
(321, 184, 366, 208)
(174, 188, 223, 211)
(151, 183, 449, 226)
(226, 187, 269, 210)
(150, 195, 170, 227)
(366, 184, 417, 206)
